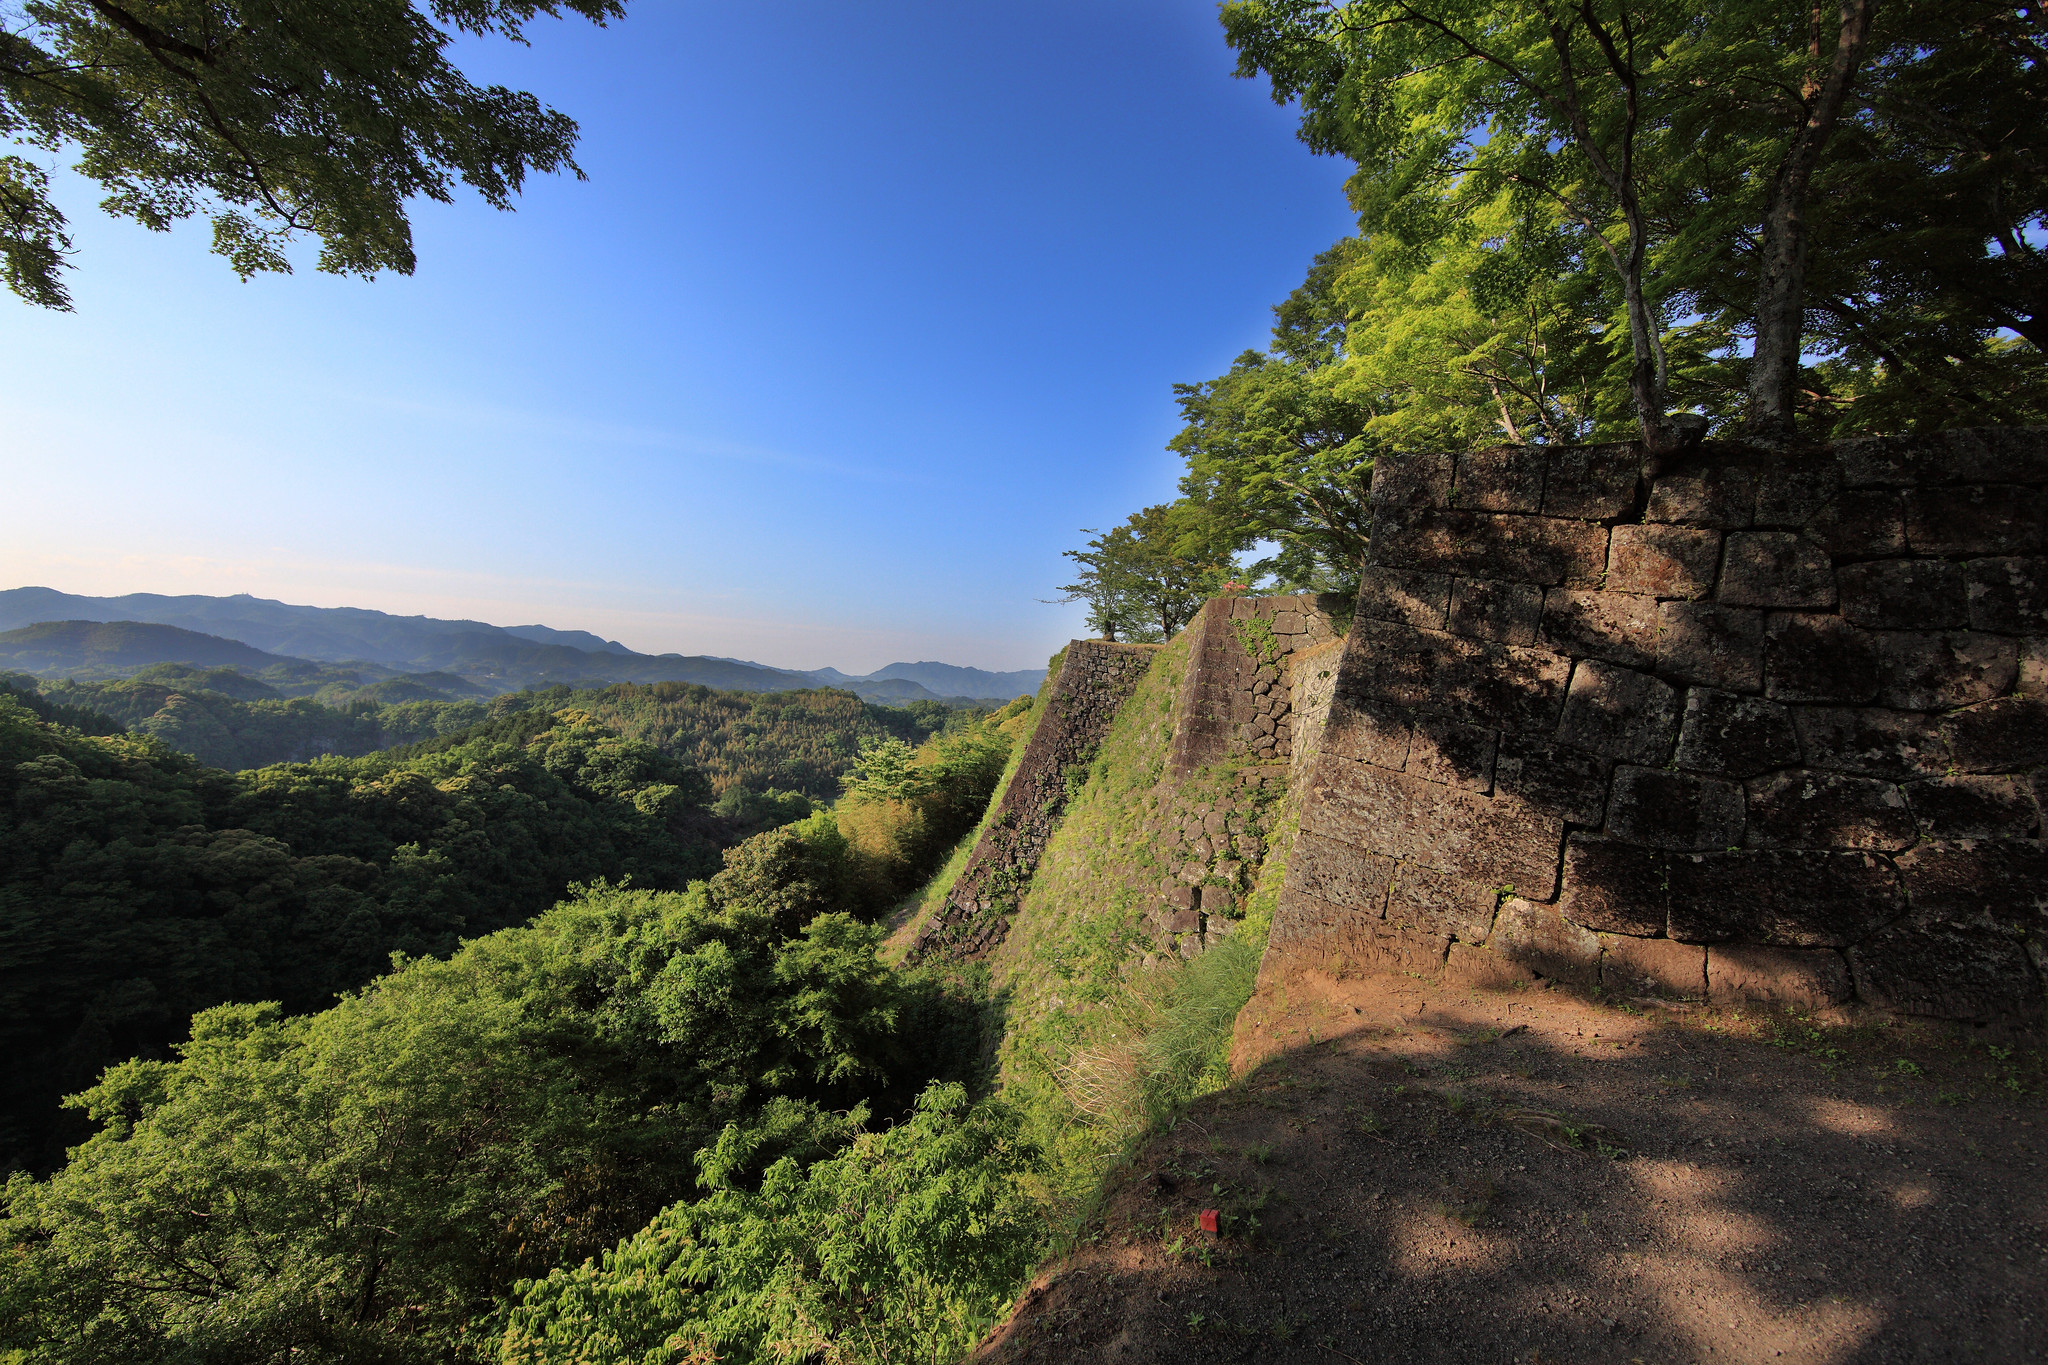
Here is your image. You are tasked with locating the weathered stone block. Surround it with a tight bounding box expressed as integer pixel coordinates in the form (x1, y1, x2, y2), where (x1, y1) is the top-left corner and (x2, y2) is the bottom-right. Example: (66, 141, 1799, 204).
(1602, 935, 1706, 998)
(1446, 576, 1543, 644)
(1836, 427, 2048, 488)
(1372, 509, 1609, 586)
(1753, 455, 1843, 526)
(1456, 445, 1546, 513)
(1407, 713, 1499, 792)
(1558, 661, 1682, 765)
(1494, 737, 1611, 825)
(1281, 831, 1393, 914)
(1905, 776, 2040, 841)
(1558, 836, 1666, 936)
(1647, 463, 1759, 528)
(1371, 451, 1455, 509)
(1606, 524, 1719, 599)
(1542, 442, 1642, 519)
(1805, 490, 1907, 557)
(1674, 688, 1802, 777)
(1271, 888, 1450, 972)
(1744, 771, 1915, 852)
(1444, 943, 1535, 990)
(1763, 613, 1882, 703)
(1666, 849, 1903, 946)
(1488, 898, 1601, 987)
(1198, 886, 1236, 915)
(1874, 631, 2017, 709)
(1608, 765, 1746, 850)
(1345, 619, 1572, 734)
(1903, 485, 2048, 556)
(1967, 556, 2048, 634)
(1310, 758, 1567, 894)
(1541, 588, 1660, 669)
(1850, 915, 2044, 1023)
(1163, 884, 1195, 910)
(1897, 840, 2048, 920)
(1718, 532, 1837, 608)
(1657, 601, 1766, 691)
(1941, 695, 2048, 771)
(1320, 700, 1413, 770)
(1386, 863, 1499, 942)
(1794, 707, 1951, 778)
(1707, 945, 1853, 1010)
(1270, 610, 1306, 635)
(1838, 559, 1969, 629)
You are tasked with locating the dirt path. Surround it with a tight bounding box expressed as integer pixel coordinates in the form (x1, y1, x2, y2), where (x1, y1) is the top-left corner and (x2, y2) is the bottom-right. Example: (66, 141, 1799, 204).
(976, 963, 2046, 1364)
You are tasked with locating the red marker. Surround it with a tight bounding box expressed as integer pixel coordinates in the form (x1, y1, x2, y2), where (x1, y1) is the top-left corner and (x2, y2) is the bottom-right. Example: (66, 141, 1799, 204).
(1199, 1209, 1220, 1234)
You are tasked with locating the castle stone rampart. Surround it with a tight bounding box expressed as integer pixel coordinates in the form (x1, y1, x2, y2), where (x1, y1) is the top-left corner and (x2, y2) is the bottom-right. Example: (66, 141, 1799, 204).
(1273, 429, 2048, 1024)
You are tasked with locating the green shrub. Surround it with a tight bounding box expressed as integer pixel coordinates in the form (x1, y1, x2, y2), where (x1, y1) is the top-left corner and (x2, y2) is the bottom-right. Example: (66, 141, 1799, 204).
(501, 1084, 1045, 1365)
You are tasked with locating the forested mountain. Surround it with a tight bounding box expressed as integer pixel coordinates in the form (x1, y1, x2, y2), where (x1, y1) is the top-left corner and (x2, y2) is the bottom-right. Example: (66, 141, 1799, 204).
(0, 621, 288, 674)
(0, 589, 1045, 702)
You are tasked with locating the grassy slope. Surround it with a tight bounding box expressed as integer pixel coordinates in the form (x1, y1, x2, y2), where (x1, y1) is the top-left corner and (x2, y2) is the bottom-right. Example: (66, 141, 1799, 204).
(982, 629, 1303, 1210)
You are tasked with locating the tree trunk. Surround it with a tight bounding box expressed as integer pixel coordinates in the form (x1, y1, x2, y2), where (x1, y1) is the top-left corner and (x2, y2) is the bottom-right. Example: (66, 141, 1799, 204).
(1748, 0, 1877, 443)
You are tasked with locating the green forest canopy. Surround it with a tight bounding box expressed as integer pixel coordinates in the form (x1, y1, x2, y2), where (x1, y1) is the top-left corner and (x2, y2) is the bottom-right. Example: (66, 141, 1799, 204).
(0, 672, 1035, 1362)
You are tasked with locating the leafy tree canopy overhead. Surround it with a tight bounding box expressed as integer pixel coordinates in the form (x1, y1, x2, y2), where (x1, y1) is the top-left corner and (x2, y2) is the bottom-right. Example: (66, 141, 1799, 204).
(1217, 0, 2048, 447)
(0, 0, 623, 309)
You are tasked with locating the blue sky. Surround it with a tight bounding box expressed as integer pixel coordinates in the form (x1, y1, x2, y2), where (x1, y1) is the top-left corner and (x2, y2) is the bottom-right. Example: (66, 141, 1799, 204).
(0, 1, 1355, 673)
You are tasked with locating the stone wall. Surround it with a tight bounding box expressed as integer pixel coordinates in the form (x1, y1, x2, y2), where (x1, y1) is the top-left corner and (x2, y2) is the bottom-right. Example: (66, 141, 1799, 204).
(919, 596, 1344, 964)
(912, 640, 1158, 959)
(1271, 429, 2048, 1026)
(1167, 594, 1346, 775)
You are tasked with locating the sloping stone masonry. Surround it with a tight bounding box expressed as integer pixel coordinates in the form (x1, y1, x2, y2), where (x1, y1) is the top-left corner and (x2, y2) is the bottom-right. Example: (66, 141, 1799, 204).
(912, 640, 1158, 959)
(1144, 598, 1342, 958)
(1272, 428, 2048, 1025)
(1168, 595, 1346, 775)
(921, 596, 1344, 963)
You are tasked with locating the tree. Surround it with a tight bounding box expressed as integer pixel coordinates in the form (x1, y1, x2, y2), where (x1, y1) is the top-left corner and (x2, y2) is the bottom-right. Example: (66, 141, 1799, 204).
(1172, 196, 1638, 592)
(1664, 0, 2048, 434)
(0, 883, 973, 1364)
(0, 0, 623, 309)
(1052, 503, 1238, 643)
(500, 1083, 1045, 1365)
(1220, 0, 1879, 447)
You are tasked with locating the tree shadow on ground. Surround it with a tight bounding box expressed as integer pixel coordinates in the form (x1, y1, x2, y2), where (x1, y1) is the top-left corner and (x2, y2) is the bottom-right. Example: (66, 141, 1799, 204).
(977, 963, 2046, 1365)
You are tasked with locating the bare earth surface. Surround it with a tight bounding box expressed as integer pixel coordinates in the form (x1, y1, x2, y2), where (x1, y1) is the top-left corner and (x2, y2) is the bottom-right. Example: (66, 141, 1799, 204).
(976, 962, 2047, 1365)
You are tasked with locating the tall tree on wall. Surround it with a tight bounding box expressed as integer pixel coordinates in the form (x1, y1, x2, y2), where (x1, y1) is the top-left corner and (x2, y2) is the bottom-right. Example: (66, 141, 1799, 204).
(1221, 0, 1879, 448)
(0, 0, 624, 309)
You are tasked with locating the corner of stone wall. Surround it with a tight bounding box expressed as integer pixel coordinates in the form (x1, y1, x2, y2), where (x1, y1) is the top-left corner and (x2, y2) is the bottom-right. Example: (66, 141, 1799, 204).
(1271, 429, 2048, 1028)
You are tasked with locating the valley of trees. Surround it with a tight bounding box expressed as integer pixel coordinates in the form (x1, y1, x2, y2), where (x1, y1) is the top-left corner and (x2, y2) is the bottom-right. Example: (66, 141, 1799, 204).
(0, 679, 1033, 1361)
(1059, 0, 2048, 617)
(3, 668, 998, 794)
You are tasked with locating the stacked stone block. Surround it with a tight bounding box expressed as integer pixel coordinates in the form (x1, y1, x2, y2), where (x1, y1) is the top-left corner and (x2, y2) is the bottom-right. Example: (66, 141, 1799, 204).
(1272, 429, 2048, 1025)
(1142, 601, 1343, 959)
(1168, 594, 1345, 776)
(912, 640, 1158, 960)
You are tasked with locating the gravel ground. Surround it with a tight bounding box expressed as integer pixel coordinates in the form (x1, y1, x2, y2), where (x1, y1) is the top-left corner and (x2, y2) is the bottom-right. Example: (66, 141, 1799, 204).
(975, 963, 2047, 1365)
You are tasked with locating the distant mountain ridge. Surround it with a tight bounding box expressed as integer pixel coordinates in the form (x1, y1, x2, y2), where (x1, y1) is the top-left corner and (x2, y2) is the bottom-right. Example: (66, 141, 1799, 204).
(0, 589, 1044, 703)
